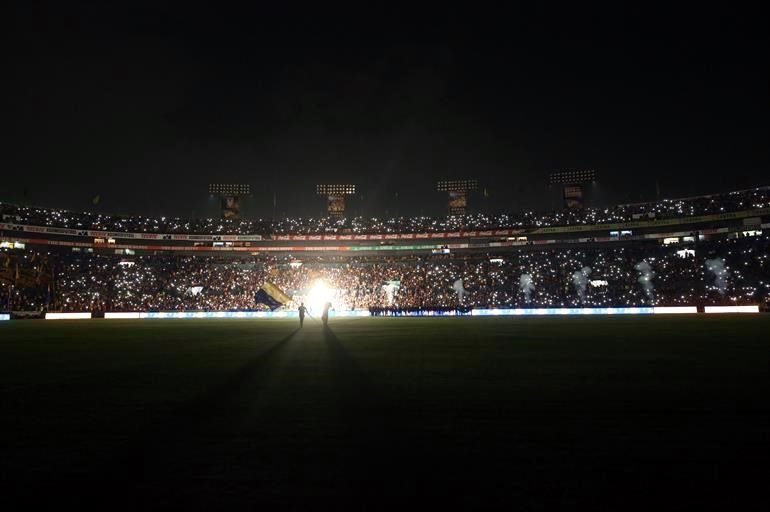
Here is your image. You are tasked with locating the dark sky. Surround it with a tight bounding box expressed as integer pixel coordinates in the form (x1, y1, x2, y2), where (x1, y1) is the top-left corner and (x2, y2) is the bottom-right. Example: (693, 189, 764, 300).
(2, 4, 767, 219)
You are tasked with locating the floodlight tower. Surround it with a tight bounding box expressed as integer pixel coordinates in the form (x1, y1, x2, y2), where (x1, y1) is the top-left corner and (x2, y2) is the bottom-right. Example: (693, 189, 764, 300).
(548, 170, 597, 209)
(437, 179, 478, 215)
(208, 183, 251, 219)
(316, 184, 357, 217)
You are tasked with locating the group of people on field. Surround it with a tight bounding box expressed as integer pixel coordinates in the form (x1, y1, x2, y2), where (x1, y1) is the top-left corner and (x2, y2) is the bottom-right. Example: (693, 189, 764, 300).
(297, 301, 332, 328)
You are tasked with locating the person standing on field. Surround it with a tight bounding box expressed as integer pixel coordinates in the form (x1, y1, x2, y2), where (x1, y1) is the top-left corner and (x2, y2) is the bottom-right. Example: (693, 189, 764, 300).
(322, 302, 331, 327)
(298, 302, 307, 328)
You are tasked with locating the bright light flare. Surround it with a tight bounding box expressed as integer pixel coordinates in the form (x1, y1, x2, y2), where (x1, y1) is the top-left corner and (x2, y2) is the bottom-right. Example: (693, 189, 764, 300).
(306, 279, 335, 313)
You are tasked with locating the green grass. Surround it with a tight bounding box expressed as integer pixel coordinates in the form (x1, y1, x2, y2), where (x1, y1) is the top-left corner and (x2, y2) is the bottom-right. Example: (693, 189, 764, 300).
(1, 316, 769, 508)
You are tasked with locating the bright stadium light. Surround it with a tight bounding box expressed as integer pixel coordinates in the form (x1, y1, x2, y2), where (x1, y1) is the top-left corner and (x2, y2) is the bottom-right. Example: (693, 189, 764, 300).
(208, 183, 251, 195)
(306, 279, 335, 313)
(548, 170, 597, 185)
(316, 184, 357, 195)
(436, 179, 478, 192)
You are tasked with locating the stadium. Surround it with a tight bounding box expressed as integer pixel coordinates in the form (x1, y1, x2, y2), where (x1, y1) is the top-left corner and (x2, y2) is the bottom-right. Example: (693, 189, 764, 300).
(2, 187, 770, 507)
(3, 5, 770, 508)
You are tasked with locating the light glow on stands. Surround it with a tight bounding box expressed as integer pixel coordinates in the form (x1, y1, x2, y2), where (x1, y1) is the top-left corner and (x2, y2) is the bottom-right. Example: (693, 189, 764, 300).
(704, 305, 759, 314)
(0, 314, 10, 321)
(45, 312, 92, 320)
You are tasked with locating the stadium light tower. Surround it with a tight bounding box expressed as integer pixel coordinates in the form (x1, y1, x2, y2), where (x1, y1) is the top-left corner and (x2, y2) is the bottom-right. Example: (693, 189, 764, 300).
(208, 183, 251, 219)
(437, 179, 478, 215)
(317, 184, 357, 217)
(548, 170, 597, 209)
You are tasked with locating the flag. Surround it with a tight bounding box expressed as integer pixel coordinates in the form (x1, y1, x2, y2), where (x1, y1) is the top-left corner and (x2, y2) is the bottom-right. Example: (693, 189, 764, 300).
(255, 281, 292, 311)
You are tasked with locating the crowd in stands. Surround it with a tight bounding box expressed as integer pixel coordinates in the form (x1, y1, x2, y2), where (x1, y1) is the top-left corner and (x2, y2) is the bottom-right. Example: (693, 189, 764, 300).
(3, 235, 768, 313)
(2, 187, 769, 236)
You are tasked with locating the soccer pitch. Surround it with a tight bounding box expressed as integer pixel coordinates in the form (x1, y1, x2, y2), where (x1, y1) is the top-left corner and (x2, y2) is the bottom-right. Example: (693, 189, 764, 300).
(1, 316, 769, 507)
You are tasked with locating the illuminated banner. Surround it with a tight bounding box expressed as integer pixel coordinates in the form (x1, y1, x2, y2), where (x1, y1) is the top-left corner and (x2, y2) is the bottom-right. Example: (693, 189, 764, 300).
(704, 305, 759, 313)
(103, 312, 141, 319)
(654, 307, 698, 314)
(104, 310, 370, 319)
(45, 312, 92, 320)
(471, 307, 700, 316)
(472, 308, 654, 316)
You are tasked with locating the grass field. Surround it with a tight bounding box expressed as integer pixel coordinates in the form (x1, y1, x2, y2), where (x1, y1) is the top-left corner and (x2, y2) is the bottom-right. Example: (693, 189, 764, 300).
(1, 316, 769, 508)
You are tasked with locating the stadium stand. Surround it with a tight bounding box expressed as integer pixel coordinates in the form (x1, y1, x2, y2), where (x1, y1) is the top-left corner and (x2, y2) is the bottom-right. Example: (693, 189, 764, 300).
(2, 186, 769, 314)
(1, 235, 768, 313)
(2, 187, 769, 235)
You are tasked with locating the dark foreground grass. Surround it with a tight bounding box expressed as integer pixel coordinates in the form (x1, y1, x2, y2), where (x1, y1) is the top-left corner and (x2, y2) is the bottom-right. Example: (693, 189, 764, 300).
(1, 316, 769, 508)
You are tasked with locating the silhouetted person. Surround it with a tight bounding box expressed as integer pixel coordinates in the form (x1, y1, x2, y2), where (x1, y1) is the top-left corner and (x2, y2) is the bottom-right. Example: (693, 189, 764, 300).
(298, 302, 307, 328)
(322, 302, 331, 327)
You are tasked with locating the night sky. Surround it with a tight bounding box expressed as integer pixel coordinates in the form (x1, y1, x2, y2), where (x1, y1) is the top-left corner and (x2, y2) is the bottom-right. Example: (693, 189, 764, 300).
(3, 4, 768, 219)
